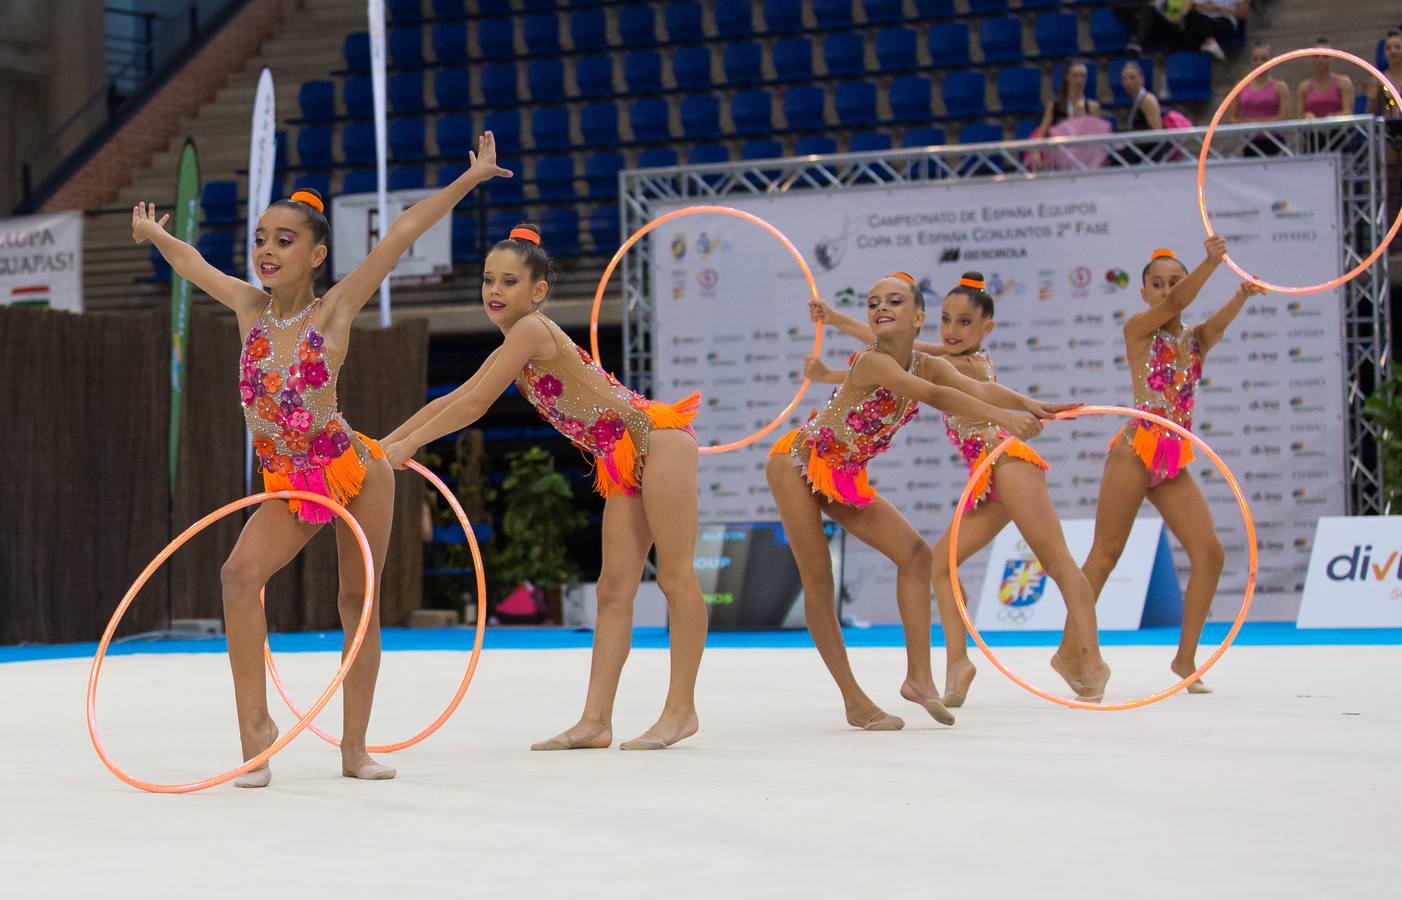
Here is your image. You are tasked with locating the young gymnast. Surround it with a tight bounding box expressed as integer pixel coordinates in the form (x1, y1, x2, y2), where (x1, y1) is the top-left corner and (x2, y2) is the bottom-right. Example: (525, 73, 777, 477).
(1055, 237, 1265, 694)
(381, 225, 706, 751)
(131, 132, 511, 787)
(770, 271, 1063, 731)
(811, 273, 1111, 705)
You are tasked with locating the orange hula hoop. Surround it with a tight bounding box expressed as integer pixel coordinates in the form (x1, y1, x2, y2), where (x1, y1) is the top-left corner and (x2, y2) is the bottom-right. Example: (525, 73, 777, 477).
(946, 406, 1258, 711)
(262, 460, 488, 753)
(1196, 47, 1402, 295)
(589, 204, 823, 455)
(86, 490, 375, 793)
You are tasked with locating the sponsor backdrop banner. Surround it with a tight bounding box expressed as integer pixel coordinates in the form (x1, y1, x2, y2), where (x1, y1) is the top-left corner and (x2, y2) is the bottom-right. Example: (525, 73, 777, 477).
(1297, 517, 1402, 627)
(0, 210, 82, 312)
(650, 158, 1345, 624)
(244, 67, 277, 284)
(330, 188, 450, 281)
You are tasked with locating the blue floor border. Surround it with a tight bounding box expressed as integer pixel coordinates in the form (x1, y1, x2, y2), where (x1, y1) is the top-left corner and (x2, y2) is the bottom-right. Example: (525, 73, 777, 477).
(2, 622, 1400, 664)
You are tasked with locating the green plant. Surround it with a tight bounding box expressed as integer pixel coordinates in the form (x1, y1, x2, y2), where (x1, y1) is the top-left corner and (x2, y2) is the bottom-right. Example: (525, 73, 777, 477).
(421, 430, 495, 612)
(1364, 361, 1402, 511)
(488, 446, 588, 597)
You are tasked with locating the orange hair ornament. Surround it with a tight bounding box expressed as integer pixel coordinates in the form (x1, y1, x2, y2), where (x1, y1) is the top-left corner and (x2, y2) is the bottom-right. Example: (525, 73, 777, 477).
(1151, 248, 1177, 261)
(888, 271, 916, 285)
(509, 227, 541, 245)
(958, 275, 986, 290)
(289, 190, 324, 213)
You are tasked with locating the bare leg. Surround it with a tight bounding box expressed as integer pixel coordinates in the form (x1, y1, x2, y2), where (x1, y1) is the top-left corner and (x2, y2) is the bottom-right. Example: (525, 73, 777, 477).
(1056, 444, 1149, 689)
(1147, 471, 1224, 693)
(994, 461, 1110, 701)
(621, 430, 707, 749)
(334, 457, 397, 779)
(930, 501, 1010, 707)
(220, 502, 319, 787)
(826, 496, 953, 726)
(766, 456, 902, 731)
(532, 491, 651, 750)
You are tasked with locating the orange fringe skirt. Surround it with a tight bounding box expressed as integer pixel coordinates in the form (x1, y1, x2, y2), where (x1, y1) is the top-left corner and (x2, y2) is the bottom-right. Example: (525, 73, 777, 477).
(261, 432, 385, 525)
(592, 392, 701, 497)
(769, 428, 877, 507)
(1110, 423, 1194, 488)
(960, 439, 1049, 511)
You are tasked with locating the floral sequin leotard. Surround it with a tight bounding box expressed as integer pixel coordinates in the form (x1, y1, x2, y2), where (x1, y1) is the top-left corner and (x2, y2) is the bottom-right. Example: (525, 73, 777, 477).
(514, 313, 699, 496)
(238, 298, 383, 524)
(769, 348, 919, 507)
(943, 350, 1048, 511)
(1112, 325, 1202, 486)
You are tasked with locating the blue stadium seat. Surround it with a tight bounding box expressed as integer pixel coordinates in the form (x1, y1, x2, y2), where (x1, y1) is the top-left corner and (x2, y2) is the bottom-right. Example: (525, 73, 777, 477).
(763, 0, 804, 34)
(388, 0, 423, 25)
(902, 126, 946, 147)
(523, 15, 561, 56)
(487, 211, 517, 249)
(942, 71, 987, 118)
(389, 72, 424, 114)
(619, 5, 656, 46)
(824, 33, 866, 77)
(966, 0, 1009, 13)
(389, 166, 426, 190)
(876, 28, 919, 74)
(1052, 62, 1097, 97)
(783, 85, 825, 128)
(274, 131, 288, 173)
(1165, 52, 1212, 102)
(773, 38, 813, 82)
(795, 135, 838, 155)
(150, 245, 171, 282)
(723, 43, 764, 86)
(890, 76, 932, 122)
(813, 0, 854, 29)
(570, 10, 609, 52)
(589, 206, 621, 254)
(1020, 0, 1060, 10)
(531, 107, 571, 150)
(928, 22, 970, 68)
(437, 163, 467, 186)
(534, 156, 576, 202)
(835, 82, 878, 127)
(540, 208, 580, 256)
(201, 181, 239, 225)
(1108, 58, 1154, 107)
(580, 103, 619, 146)
(291, 174, 331, 201)
(631, 98, 672, 143)
(742, 139, 784, 160)
(434, 68, 471, 110)
(1089, 9, 1129, 54)
(389, 27, 423, 68)
(624, 52, 662, 94)
(342, 76, 372, 117)
(528, 59, 565, 100)
(672, 46, 712, 89)
(432, 0, 467, 18)
(714, 2, 753, 39)
(343, 32, 370, 72)
(521, 0, 554, 11)
(584, 152, 625, 198)
(342, 123, 376, 166)
(480, 64, 519, 103)
(850, 131, 892, 152)
(477, 19, 514, 60)
(487, 173, 523, 205)
(863, 0, 904, 25)
(1034, 13, 1079, 58)
(680, 94, 720, 139)
(731, 90, 772, 135)
(687, 144, 729, 165)
(914, 0, 956, 18)
(298, 81, 335, 121)
(451, 213, 478, 262)
(430, 23, 468, 64)
(436, 115, 474, 157)
(296, 127, 332, 167)
(343, 169, 377, 194)
(575, 56, 615, 98)
(665, 2, 703, 42)
(1014, 118, 1041, 140)
(390, 119, 426, 161)
(198, 232, 237, 275)
(638, 148, 679, 169)
(997, 67, 1043, 114)
(979, 18, 1023, 64)
(483, 111, 520, 154)
(959, 123, 1004, 144)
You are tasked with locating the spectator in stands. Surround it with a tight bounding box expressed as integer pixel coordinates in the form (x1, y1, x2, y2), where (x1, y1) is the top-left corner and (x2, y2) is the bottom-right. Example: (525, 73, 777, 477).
(1040, 59, 1102, 136)
(1365, 31, 1401, 223)
(1119, 60, 1166, 164)
(1295, 37, 1355, 120)
(1229, 42, 1291, 157)
(1186, 1, 1248, 61)
(1037, 61, 1110, 170)
(1115, 1, 1246, 58)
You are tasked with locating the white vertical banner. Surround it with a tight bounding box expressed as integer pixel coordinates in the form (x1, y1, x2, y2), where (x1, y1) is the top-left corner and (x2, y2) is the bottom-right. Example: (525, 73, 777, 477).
(368, 0, 391, 327)
(244, 67, 277, 285)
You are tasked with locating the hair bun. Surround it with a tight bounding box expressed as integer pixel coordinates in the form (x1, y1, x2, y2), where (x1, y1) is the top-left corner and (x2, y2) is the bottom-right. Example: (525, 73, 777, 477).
(958, 271, 986, 291)
(289, 188, 325, 214)
(509, 223, 542, 245)
(1150, 248, 1176, 261)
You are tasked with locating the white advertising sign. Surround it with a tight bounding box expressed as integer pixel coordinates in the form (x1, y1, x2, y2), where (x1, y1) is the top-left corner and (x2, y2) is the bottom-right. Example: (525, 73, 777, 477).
(650, 157, 1346, 624)
(1297, 516, 1402, 627)
(244, 67, 277, 285)
(331, 188, 450, 281)
(0, 210, 83, 312)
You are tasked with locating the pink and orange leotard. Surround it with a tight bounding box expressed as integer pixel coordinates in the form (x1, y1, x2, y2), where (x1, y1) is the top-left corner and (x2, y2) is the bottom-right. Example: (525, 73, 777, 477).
(515, 313, 699, 497)
(943, 350, 1048, 511)
(1112, 325, 1202, 487)
(239, 298, 384, 525)
(769, 348, 919, 507)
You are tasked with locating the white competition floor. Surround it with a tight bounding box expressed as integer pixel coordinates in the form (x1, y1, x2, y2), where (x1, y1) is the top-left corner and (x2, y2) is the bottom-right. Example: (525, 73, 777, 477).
(4, 640, 1399, 898)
